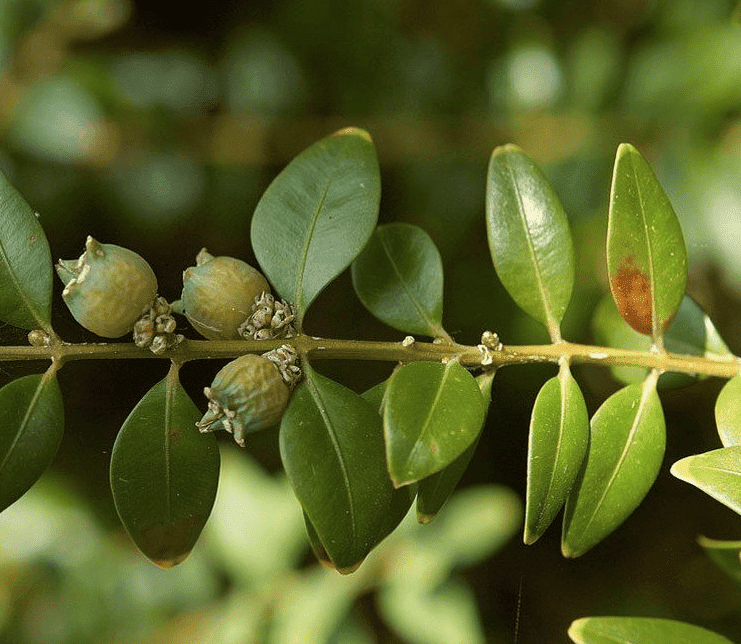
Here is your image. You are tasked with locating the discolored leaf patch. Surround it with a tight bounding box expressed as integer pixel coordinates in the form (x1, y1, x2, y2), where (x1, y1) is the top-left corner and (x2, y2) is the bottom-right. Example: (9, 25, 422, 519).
(610, 256, 652, 335)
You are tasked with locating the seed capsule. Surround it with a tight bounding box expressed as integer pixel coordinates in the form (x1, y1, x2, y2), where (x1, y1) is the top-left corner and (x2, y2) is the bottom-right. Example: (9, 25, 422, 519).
(180, 248, 270, 340)
(197, 353, 291, 446)
(56, 237, 157, 338)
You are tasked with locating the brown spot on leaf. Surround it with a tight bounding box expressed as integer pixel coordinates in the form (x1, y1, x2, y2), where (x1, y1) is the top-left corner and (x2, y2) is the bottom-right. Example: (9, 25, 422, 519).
(138, 514, 203, 568)
(611, 256, 653, 335)
(429, 442, 438, 454)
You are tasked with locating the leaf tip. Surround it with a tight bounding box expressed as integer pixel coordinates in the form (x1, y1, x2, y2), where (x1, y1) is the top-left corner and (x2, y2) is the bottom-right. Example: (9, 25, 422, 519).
(416, 511, 436, 525)
(331, 126, 372, 143)
(151, 552, 191, 569)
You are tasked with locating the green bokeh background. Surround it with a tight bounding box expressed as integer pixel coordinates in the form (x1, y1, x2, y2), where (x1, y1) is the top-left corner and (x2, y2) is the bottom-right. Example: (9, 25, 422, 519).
(2, 0, 741, 642)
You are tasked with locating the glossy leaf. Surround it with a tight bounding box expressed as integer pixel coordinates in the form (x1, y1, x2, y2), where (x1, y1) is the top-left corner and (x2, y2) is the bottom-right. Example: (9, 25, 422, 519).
(351, 223, 445, 337)
(715, 376, 741, 447)
(0, 170, 54, 332)
(416, 370, 495, 524)
(562, 376, 665, 558)
(671, 446, 741, 515)
(525, 364, 589, 544)
(251, 128, 380, 325)
(486, 144, 575, 336)
(0, 371, 63, 512)
(384, 361, 486, 487)
(607, 143, 687, 340)
(110, 366, 220, 568)
(280, 366, 397, 572)
(568, 616, 735, 644)
(361, 377, 389, 414)
(592, 294, 731, 388)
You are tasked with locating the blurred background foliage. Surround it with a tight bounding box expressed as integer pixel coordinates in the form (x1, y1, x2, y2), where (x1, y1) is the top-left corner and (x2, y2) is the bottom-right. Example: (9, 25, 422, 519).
(2, 0, 741, 642)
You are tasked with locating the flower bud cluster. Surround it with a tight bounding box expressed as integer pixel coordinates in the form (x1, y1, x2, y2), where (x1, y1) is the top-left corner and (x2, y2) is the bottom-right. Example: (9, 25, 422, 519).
(134, 297, 184, 354)
(239, 292, 296, 340)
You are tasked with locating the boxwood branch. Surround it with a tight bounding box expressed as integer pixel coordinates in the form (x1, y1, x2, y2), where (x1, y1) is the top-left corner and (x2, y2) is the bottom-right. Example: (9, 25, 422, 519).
(0, 335, 739, 380)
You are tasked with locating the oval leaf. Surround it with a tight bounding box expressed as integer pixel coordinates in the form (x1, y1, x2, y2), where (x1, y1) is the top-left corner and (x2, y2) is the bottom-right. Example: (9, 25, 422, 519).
(562, 376, 665, 558)
(592, 294, 731, 388)
(351, 223, 445, 337)
(280, 365, 397, 572)
(416, 370, 495, 524)
(110, 366, 220, 568)
(525, 365, 589, 544)
(0, 170, 53, 331)
(251, 128, 380, 325)
(568, 616, 735, 644)
(671, 446, 741, 515)
(384, 361, 486, 487)
(485, 144, 575, 337)
(607, 143, 687, 340)
(0, 371, 63, 512)
(715, 376, 741, 447)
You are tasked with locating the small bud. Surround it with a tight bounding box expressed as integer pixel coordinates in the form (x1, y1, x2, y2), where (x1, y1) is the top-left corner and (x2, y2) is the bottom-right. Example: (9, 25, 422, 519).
(56, 237, 158, 338)
(134, 296, 184, 354)
(197, 352, 295, 446)
(181, 248, 270, 340)
(239, 292, 297, 340)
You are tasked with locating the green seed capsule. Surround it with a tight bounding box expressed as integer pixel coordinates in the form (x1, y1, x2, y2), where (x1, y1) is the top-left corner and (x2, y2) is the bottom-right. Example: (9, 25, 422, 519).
(56, 237, 157, 338)
(181, 248, 270, 340)
(197, 353, 290, 446)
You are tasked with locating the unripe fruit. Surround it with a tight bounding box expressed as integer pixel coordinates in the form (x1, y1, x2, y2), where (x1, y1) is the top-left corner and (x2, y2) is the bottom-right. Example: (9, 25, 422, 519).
(181, 249, 270, 340)
(56, 236, 157, 338)
(197, 353, 291, 446)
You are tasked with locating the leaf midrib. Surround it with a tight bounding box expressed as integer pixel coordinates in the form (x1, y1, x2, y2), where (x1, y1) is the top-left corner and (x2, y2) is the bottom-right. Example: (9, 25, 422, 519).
(293, 181, 331, 317)
(306, 373, 357, 543)
(505, 158, 558, 334)
(377, 228, 439, 336)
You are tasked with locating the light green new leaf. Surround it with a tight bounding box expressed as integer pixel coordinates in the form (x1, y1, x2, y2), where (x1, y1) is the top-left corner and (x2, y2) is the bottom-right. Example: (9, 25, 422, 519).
(562, 375, 665, 558)
(0, 370, 63, 512)
(351, 223, 445, 337)
(251, 128, 380, 326)
(110, 366, 220, 568)
(486, 144, 575, 337)
(416, 370, 495, 524)
(280, 366, 397, 573)
(671, 446, 741, 515)
(715, 376, 741, 447)
(592, 294, 731, 388)
(0, 170, 54, 332)
(607, 143, 687, 340)
(525, 364, 589, 544)
(384, 361, 486, 488)
(568, 616, 736, 644)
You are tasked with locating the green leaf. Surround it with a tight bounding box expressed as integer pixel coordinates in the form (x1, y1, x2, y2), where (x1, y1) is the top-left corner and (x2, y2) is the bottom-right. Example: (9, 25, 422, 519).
(568, 616, 736, 644)
(280, 365, 397, 572)
(361, 377, 389, 413)
(351, 223, 446, 337)
(384, 361, 486, 487)
(251, 128, 380, 326)
(0, 170, 54, 332)
(698, 535, 741, 585)
(715, 376, 741, 447)
(0, 371, 63, 512)
(110, 366, 220, 568)
(416, 370, 495, 524)
(671, 446, 741, 515)
(525, 364, 589, 544)
(485, 144, 575, 337)
(562, 375, 665, 558)
(592, 294, 731, 388)
(607, 143, 687, 340)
